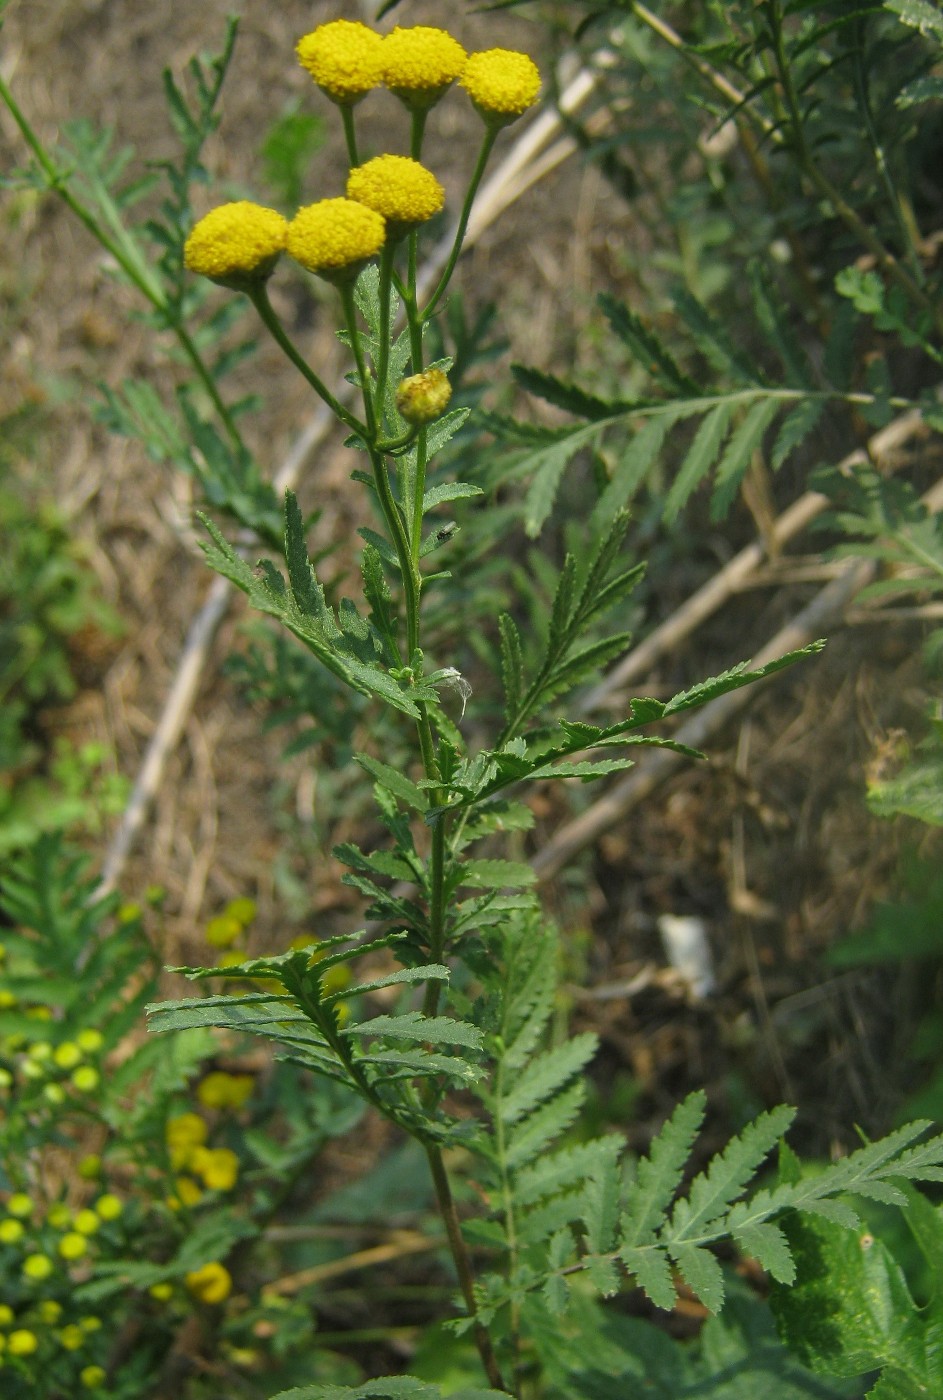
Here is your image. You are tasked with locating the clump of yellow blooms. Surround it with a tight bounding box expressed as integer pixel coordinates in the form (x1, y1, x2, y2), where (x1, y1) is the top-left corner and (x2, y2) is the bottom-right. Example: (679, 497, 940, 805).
(94, 1193, 123, 1222)
(397, 369, 453, 425)
(347, 156, 444, 231)
(461, 48, 541, 123)
(58, 1231, 89, 1261)
(8, 1328, 38, 1356)
(287, 199, 386, 281)
(197, 1070, 254, 1111)
(183, 202, 288, 287)
(184, 1260, 232, 1305)
(296, 20, 383, 105)
(381, 26, 467, 109)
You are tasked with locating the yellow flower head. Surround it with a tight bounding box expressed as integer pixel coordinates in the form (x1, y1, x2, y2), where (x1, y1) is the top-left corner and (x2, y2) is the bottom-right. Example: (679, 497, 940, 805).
(8, 1329, 38, 1357)
(191, 1146, 239, 1192)
(197, 1070, 254, 1111)
(347, 156, 444, 232)
(396, 369, 452, 425)
(166, 1112, 208, 1152)
(205, 913, 242, 949)
(296, 20, 383, 106)
(287, 199, 385, 282)
(461, 49, 541, 125)
(94, 1193, 123, 1221)
(184, 202, 288, 289)
(80, 1367, 107, 1390)
(381, 26, 467, 110)
(185, 1260, 232, 1305)
(58, 1231, 88, 1260)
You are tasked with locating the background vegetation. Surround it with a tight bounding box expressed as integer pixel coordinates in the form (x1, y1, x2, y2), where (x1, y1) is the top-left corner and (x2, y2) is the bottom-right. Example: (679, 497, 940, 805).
(1, 0, 942, 1395)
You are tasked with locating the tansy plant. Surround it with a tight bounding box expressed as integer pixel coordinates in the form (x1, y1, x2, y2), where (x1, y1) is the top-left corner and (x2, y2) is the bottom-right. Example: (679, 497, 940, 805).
(7, 9, 943, 1400)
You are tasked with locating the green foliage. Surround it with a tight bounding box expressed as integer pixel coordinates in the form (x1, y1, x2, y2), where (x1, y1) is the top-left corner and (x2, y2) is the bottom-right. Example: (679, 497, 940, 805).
(7, 3, 943, 1394)
(260, 101, 327, 211)
(270, 1383, 509, 1399)
(771, 1181, 943, 1397)
(0, 470, 124, 852)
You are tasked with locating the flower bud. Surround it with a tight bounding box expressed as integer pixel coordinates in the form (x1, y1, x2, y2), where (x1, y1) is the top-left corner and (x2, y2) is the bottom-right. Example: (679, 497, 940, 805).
(396, 369, 452, 425)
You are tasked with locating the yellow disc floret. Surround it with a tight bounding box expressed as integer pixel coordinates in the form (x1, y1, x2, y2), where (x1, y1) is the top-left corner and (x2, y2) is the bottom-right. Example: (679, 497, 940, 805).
(461, 49, 541, 124)
(381, 26, 467, 109)
(296, 21, 383, 106)
(184, 203, 288, 289)
(347, 156, 444, 231)
(185, 1260, 232, 1305)
(396, 369, 452, 425)
(287, 199, 386, 282)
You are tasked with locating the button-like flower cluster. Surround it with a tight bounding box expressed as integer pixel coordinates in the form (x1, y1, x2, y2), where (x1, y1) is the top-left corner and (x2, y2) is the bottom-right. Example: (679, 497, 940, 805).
(347, 155, 444, 231)
(183, 202, 288, 288)
(287, 198, 386, 281)
(381, 25, 467, 110)
(296, 20, 383, 106)
(461, 49, 542, 124)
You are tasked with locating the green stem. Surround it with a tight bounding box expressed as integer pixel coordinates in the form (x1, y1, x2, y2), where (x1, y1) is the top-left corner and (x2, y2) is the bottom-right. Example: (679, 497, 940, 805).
(410, 107, 428, 161)
(0, 70, 257, 455)
(373, 241, 398, 429)
(424, 126, 498, 322)
(341, 105, 360, 167)
(248, 284, 367, 437)
(340, 282, 378, 440)
(424, 1143, 509, 1393)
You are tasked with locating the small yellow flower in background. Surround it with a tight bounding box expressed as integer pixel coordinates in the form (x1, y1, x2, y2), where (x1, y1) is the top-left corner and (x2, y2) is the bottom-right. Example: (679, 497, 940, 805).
(172, 1176, 203, 1208)
(205, 913, 242, 948)
(226, 896, 257, 925)
(73, 1209, 101, 1236)
(0, 1303, 14, 1325)
(53, 1041, 82, 1070)
(0, 1217, 24, 1244)
(27, 1041, 52, 1062)
(5, 1192, 32, 1217)
(77, 1029, 104, 1055)
(461, 49, 541, 124)
(347, 155, 444, 233)
(396, 369, 453, 425)
(287, 199, 386, 282)
(0, 1066, 13, 1088)
(79, 1315, 102, 1333)
(166, 1112, 208, 1153)
(184, 202, 288, 288)
(58, 1323, 86, 1350)
(149, 1281, 173, 1301)
(381, 26, 467, 110)
(39, 1299, 63, 1323)
(191, 1146, 239, 1191)
(72, 1065, 99, 1093)
(78, 1154, 102, 1181)
(59, 1231, 88, 1260)
(44, 1082, 67, 1105)
(47, 1203, 72, 1229)
(80, 1366, 107, 1389)
(185, 1260, 232, 1305)
(0, 989, 16, 1010)
(94, 1193, 123, 1222)
(296, 20, 383, 105)
(117, 901, 142, 923)
(8, 1328, 38, 1356)
(197, 1070, 254, 1111)
(22, 1252, 53, 1280)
